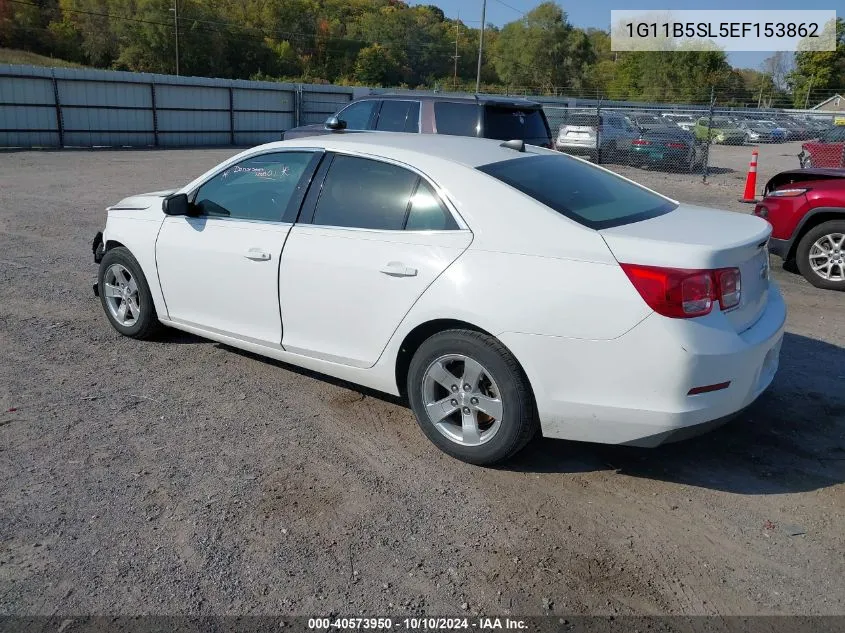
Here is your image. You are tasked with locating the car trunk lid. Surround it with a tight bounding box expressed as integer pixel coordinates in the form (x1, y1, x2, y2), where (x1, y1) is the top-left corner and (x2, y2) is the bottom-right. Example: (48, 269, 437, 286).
(599, 204, 772, 332)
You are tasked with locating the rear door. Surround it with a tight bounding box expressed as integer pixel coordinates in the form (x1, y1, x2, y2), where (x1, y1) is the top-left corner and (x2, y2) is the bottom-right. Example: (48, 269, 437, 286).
(278, 153, 472, 368)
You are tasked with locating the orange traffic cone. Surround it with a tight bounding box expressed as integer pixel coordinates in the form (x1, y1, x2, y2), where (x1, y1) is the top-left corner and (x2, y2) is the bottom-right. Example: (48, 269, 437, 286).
(739, 149, 759, 203)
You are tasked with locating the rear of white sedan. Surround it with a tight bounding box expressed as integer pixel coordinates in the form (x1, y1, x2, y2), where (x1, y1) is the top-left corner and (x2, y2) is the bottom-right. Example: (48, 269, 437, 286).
(91, 133, 785, 465)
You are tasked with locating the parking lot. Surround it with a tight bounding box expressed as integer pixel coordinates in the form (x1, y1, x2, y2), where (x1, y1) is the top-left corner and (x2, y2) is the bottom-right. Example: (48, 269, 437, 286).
(1, 145, 843, 617)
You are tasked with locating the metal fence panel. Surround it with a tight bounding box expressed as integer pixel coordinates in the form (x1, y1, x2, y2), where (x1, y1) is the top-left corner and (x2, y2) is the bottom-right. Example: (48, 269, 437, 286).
(300, 89, 352, 125)
(58, 79, 152, 107)
(155, 84, 228, 110)
(0, 75, 54, 104)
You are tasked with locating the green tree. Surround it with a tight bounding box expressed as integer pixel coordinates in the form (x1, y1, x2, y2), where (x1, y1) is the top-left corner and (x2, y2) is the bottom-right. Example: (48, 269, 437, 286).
(354, 42, 402, 85)
(492, 2, 592, 92)
(787, 17, 845, 107)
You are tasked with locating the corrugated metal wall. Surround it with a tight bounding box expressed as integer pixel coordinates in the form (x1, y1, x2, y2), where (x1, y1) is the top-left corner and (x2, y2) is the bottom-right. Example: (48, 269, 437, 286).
(0, 65, 353, 148)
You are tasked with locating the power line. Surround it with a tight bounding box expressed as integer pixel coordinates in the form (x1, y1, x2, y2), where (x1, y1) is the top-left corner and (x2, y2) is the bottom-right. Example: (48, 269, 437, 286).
(491, 0, 526, 16)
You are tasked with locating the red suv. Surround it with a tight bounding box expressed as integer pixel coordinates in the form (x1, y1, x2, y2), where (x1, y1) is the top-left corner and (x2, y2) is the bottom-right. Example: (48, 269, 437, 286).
(754, 168, 845, 290)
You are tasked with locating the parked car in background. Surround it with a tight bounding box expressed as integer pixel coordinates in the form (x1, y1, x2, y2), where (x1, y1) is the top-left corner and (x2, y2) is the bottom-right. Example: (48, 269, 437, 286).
(799, 126, 845, 168)
(773, 117, 814, 140)
(555, 110, 638, 162)
(281, 94, 554, 148)
(627, 127, 705, 172)
(737, 120, 784, 144)
(660, 113, 697, 131)
(91, 133, 785, 465)
(630, 113, 673, 131)
(755, 168, 845, 290)
(694, 116, 746, 145)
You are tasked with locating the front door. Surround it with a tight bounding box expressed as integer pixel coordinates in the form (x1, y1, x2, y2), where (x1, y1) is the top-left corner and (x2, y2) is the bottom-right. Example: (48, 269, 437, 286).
(155, 150, 321, 345)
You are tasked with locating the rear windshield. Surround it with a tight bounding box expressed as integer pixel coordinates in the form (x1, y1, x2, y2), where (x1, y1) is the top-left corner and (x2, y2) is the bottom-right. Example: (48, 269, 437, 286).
(477, 154, 677, 230)
(564, 113, 599, 127)
(483, 106, 550, 144)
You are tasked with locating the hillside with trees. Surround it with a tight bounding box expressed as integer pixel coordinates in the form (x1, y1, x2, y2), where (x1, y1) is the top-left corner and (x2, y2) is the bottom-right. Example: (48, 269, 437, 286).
(1, 0, 842, 107)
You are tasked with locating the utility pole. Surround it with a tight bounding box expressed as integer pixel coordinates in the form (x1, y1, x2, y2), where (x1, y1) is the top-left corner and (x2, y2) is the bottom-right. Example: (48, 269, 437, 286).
(475, 0, 486, 94)
(804, 76, 814, 109)
(452, 14, 460, 91)
(171, 0, 180, 76)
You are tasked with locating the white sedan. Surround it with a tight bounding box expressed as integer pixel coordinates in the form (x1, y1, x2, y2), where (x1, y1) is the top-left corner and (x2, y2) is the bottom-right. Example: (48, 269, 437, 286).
(91, 133, 786, 465)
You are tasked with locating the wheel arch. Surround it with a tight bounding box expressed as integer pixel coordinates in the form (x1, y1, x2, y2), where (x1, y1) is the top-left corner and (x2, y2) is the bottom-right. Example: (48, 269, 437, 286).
(105, 239, 126, 251)
(393, 319, 536, 407)
(786, 207, 845, 262)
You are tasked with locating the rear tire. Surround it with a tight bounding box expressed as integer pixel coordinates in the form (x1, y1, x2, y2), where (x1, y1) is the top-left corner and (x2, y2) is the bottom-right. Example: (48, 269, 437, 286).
(98, 247, 163, 338)
(795, 220, 845, 291)
(406, 329, 539, 465)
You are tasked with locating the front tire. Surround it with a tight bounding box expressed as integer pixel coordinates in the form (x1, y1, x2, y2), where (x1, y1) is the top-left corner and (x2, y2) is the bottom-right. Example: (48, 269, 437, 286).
(406, 329, 539, 465)
(795, 220, 845, 291)
(97, 247, 163, 338)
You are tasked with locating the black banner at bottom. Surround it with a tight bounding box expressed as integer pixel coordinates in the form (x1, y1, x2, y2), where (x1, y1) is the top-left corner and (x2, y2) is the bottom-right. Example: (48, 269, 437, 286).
(2, 617, 845, 633)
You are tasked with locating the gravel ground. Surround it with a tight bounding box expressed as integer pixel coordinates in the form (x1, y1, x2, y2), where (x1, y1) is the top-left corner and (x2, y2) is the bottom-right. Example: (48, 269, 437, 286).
(1, 146, 844, 618)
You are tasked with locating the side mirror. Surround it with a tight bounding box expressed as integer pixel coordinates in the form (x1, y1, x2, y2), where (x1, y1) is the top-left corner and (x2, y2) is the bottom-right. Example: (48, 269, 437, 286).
(325, 116, 347, 131)
(162, 193, 190, 216)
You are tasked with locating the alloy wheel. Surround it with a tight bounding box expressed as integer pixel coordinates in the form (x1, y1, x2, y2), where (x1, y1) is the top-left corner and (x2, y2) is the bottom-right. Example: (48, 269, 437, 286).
(103, 263, 141, 326)
(809, 233, 845, 281)
(421, 354, 503, 447)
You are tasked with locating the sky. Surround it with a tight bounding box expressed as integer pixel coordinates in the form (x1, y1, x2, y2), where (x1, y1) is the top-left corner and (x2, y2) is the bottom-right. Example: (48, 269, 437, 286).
(408, 0, 838, 69)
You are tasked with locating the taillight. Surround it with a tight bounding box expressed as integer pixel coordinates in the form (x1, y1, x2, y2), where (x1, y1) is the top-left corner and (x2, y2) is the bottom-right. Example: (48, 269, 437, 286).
(631, 139, 652, 146)
(620, 264, 742, 319)
(716, 268, 741, 310)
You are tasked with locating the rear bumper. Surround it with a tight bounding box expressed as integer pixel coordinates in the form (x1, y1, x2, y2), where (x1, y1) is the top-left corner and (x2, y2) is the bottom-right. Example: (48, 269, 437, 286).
(556, 141, 597, 153)
(500, 284, 787, 447)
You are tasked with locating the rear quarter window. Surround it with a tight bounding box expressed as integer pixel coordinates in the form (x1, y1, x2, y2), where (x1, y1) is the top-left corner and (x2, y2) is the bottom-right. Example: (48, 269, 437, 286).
(434, 102, 480, 137)
(477, 154, 677, 230)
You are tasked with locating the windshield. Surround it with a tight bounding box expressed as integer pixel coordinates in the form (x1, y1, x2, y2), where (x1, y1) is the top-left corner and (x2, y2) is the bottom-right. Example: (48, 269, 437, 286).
(477, 154, 677, 230)
(483, 107, 551, 144)
(635, 115, 664, 125)
(711, 117, 738, 128)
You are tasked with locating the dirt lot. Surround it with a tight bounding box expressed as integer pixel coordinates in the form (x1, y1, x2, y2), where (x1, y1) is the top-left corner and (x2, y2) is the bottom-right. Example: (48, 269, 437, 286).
(1, 147, 844, 618)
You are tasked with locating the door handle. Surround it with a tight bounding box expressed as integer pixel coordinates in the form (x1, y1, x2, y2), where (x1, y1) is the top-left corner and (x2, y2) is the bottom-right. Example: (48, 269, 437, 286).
(245, 248, 271, 261)
(380, 261, 417, 277)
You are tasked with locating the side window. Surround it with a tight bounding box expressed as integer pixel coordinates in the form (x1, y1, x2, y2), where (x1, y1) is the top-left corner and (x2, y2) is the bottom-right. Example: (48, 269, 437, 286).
(375, 100, 421, 132)
(193, 152, 314, 221)
(434, 102, 480, 136)
(337, 100, 378, 130)
(312, 155, 418, 230)
(406, 180, 458, 231)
